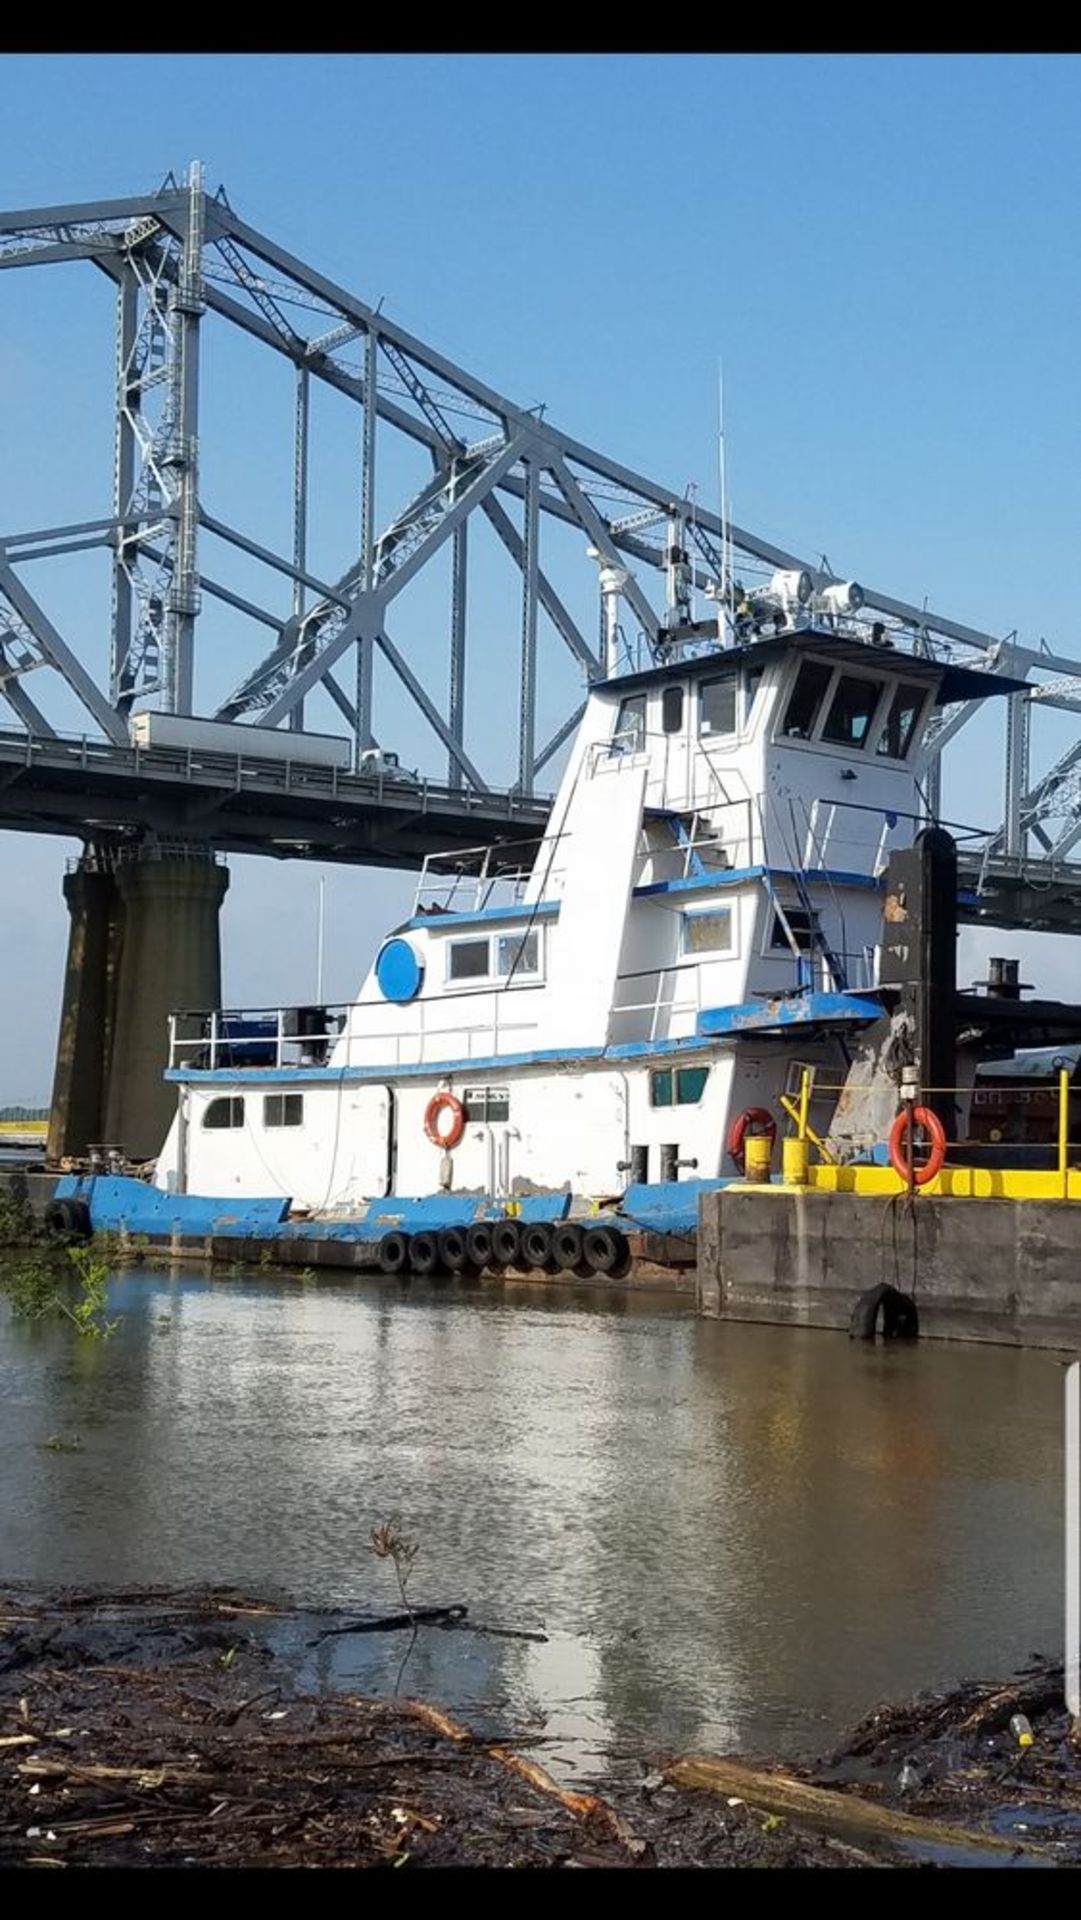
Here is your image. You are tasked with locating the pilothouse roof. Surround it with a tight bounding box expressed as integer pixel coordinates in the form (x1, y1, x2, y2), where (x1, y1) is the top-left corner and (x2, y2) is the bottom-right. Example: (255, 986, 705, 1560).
(597, 628, 1027, 707)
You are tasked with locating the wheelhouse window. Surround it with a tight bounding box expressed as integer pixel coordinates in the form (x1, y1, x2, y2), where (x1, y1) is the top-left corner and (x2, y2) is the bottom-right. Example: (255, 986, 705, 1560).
(821, 673, 884, 749)
(744, 664, 764, 724)
(650, 1066, 710, 1107)
(264, 1094, 303, 1128)
(683, 908, 733, 955)
(612, 693, 646, 753)
(770, 907, 817, 953)
(447, 938, 490, 982)
(782, 659, 833, 739)
(661, 684, 685, 733)
(496, 931, 540, 978)
(203, 1096, 244, 1130)
(699, 672, 737, 737)
(464, 1087, 510, 1123)
(877, 681, 927, 759)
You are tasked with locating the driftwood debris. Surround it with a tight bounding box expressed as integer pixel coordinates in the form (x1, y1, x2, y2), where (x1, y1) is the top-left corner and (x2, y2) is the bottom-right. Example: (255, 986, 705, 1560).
(664, 1754, 1032, 1862)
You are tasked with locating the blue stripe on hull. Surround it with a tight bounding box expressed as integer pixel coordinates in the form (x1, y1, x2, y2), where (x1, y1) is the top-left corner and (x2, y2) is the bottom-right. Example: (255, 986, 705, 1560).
(56, 1174, 724, 1244)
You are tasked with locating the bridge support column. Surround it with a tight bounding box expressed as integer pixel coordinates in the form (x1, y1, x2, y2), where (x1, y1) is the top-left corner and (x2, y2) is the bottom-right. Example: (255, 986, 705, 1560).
(47, 858, 123, 1163)
(102, 852, 230, 1162)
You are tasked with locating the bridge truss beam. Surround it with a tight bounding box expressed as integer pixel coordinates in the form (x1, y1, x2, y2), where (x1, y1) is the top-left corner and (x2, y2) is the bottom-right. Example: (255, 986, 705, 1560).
(3, 166, 1081, 857)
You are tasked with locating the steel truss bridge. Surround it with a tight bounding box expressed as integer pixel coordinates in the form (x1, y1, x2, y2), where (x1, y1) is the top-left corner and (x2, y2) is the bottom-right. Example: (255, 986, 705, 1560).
(4, 164, 1081, 919)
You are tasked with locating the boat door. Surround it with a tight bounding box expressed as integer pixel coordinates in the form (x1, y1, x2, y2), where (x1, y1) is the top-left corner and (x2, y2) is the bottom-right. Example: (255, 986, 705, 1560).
(338, 1083, 393, 1202)
(650, 679, 692, 812)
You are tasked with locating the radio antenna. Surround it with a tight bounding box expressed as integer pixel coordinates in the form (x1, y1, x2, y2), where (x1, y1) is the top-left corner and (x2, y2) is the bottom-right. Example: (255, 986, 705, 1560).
(717, 358, 733, 640)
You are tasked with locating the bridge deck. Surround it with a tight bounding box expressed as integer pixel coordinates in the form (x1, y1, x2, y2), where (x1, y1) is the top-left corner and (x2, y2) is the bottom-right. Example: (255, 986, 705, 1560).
(0, 730, 549, 870)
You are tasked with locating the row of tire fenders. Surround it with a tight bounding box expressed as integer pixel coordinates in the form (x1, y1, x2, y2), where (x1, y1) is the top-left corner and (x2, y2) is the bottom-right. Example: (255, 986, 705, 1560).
(375, 1215, 632, 1281)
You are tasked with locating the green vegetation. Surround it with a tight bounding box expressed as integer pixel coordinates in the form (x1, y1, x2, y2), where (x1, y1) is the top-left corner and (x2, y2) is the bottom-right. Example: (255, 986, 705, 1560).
(1, 1242, 118, 1340)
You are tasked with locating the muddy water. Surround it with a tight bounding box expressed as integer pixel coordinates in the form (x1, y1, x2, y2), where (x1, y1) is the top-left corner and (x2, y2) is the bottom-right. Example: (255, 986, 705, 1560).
(0, 1266, 1069, 1775)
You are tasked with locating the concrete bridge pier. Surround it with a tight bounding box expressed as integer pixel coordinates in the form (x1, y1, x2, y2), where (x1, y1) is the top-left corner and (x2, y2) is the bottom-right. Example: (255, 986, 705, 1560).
(48, 846, 229, 1165)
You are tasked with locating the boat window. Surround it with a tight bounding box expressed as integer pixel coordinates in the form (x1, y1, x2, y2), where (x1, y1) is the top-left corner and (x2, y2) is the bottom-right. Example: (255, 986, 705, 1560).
(782, 659, 833, 739)
(496, 930, 540, 979)
(821, 673, 883, 749)
(877, 681, 927, 758)
(699, 672, 737, 737)
(661, 685, 685, 734)
(264, 1094, 303, 1128)
(612, 693, 646, 753)
(744, 664, 764, 724)
(650, 1066, 710, 1107)
(447, 938, 490, 982)
(770, 907, 817, 953)
(683, 908, 733, 955)
(203, 1096, 244, 1130)
(463, 1087, 510, 1123)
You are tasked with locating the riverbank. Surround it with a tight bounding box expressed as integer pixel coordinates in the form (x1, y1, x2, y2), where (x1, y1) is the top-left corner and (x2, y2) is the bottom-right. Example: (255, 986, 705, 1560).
(1, 1587, 1079, 1868)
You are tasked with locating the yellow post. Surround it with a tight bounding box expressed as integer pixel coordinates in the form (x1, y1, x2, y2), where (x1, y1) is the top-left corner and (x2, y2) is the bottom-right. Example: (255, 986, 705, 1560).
(782, 1136, 809, 1186)
(1060, 1067, 1070, 1199)
(797, 1067, 811, 1143)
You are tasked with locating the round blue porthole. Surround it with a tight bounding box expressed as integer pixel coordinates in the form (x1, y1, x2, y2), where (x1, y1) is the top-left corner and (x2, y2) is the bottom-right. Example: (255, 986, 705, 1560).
(376, 937, 424, 1003)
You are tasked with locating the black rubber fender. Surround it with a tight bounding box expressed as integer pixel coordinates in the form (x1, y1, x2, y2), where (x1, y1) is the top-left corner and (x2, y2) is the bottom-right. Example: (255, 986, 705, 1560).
(551, 1221, 585, 1273)
(520, 1221, 555, 1271)
(581, 1224, 631, 1280)
(409, 1229, 440, 1276)
(849, 1282, 920, 1341)
(377, 1230, 411, 1276)
(44, 1196, 92, 1241)
(437, 1226, 473, 1273)
(489, 1219, 521, 1269)
(465, 1222, 494, 1271)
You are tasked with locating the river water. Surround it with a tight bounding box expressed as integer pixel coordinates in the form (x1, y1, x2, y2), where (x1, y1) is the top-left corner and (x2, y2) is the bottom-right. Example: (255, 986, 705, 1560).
(0, 1265, 1068, 1776)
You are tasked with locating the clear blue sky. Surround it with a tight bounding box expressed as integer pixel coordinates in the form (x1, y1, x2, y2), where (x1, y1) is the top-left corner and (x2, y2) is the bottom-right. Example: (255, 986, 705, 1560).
(3, 52, 1081, 1100)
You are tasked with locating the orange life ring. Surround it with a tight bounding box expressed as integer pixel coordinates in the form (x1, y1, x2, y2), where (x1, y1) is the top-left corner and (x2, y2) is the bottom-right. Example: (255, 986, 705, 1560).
(888, 1105, 946, 1187)
(424, 1090, 465, 1150)
(727, 1106, 777, 1173)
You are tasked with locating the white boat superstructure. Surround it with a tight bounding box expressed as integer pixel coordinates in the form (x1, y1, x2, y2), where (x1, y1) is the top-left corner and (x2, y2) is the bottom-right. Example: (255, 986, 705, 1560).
(155, 615, 1008, 1218)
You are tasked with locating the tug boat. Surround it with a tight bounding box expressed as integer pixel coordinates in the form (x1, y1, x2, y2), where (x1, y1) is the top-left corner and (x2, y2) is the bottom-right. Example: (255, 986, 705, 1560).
(69, 585, 1009, 1272)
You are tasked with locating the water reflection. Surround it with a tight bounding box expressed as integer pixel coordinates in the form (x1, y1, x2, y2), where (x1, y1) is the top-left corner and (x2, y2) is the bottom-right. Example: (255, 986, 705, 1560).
(0, 1267, 1067, 1769)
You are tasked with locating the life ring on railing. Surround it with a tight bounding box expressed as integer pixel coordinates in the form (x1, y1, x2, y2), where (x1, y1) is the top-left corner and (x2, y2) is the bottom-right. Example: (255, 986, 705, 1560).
(888, 1105, 946, 1187)
(727, 1106, 777, 1174)
(424, 1090, 465, 1150)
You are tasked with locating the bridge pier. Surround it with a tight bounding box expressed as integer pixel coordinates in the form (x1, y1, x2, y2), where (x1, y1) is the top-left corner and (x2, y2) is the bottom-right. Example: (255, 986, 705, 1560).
(48, 847, 229, 1165)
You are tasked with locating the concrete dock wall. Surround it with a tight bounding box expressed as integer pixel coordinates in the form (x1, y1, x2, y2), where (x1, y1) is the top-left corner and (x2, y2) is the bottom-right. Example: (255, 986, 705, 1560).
(698, 1187, 1081, 1350)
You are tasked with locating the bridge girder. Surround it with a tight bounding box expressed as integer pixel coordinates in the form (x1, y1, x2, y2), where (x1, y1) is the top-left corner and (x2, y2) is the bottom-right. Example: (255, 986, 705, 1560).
(3, 164, 1081, 868)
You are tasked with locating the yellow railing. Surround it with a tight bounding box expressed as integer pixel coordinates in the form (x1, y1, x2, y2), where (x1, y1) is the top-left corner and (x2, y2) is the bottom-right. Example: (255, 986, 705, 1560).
(762, 1066, 1081, 1202)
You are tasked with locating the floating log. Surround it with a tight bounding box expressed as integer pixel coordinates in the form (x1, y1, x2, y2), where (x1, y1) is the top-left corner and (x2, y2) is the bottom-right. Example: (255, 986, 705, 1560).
(664, 1754, 1033, 1861)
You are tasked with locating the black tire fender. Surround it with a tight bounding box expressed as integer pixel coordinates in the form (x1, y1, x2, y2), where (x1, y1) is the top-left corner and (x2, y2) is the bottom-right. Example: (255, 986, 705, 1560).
(551, 1222, 585, 1272)
(849, 1282, 920, 1341)
(44, 1197, 92, 1241)
(521, 1221, 555, 1270)
(581, 1224, 630, 1280)
(437, 1226, 473, 1273)
(490, 1219, 521, 1269)
(465, 1223, 494, 1271)
(377, 1230, 411, 1275)
(409, 1229, 440, 1276)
